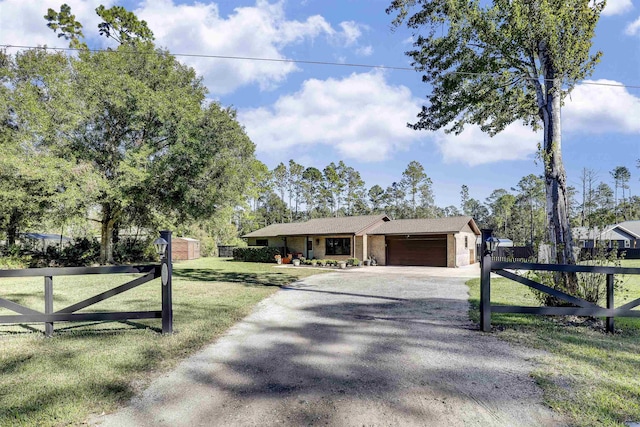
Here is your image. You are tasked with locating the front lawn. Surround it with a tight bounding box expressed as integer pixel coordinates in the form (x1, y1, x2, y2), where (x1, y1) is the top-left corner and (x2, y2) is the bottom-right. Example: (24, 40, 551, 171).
(467, 259, 640, 426)
(0, 257, 326, 426)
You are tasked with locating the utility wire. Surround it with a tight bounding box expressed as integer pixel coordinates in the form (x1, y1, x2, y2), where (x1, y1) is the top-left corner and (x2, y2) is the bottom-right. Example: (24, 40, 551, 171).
(2, 43, 640, 90)
(0, 44, 414, 72)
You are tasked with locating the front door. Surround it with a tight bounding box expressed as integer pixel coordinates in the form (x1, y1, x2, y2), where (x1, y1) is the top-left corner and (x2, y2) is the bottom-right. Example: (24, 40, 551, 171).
(307, 238, 314, 259)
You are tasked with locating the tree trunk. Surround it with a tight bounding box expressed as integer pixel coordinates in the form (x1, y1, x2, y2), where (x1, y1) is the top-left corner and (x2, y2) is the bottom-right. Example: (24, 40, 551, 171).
(7, 208, 21, 246)
(542, 80, 578, 293)
(100, 203, 117, 264)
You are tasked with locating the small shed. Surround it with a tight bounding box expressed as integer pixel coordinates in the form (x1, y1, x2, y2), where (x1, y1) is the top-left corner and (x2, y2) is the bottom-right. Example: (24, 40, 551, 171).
(172, 237, 201, 260)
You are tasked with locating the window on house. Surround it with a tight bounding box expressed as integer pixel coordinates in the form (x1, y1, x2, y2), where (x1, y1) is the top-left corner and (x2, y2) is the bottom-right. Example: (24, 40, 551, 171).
(326, 238, 351, 255)
(256, 239, 268, 246)
(625, 240, 631, 248)
(464, 236, 468, 249)
(307, 239, 313, 251)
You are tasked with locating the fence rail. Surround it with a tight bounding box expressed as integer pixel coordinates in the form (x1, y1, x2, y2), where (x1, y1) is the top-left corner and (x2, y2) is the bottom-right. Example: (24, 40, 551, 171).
(476, 245, 535, 262)
(0, 231, 173, 337)
(480, 256, 640, 333)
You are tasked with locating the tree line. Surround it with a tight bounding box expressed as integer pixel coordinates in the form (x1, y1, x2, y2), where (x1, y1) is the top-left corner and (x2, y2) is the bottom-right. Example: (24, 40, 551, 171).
(241, 160, 640, 248)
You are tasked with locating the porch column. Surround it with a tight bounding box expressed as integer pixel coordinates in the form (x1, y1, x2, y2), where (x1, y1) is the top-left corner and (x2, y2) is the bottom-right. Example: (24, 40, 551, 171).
(352, 235, 355, 257)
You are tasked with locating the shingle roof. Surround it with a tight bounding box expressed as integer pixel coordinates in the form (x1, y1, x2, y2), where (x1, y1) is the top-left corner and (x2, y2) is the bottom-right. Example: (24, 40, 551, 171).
(615, 221, 640, 238)
(243, 214, 390, 238)
(369, 216, 480, 235)
(573, 222, 640, 241)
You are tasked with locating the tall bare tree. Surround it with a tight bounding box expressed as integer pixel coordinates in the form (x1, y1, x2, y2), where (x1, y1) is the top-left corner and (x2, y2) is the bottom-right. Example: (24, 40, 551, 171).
(388, 0, 605, 293)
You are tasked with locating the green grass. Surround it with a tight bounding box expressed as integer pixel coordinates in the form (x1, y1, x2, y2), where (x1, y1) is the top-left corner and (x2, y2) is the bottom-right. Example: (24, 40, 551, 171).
(467, 259, 640, 426)
(0, 257, 326, 426)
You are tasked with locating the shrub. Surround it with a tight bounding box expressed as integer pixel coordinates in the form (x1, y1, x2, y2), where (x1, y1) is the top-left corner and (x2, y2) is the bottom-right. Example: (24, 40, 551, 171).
(528, 248, 627, 306)
(113, 238, 156, 264)
(347, 258, 360, 266)
(233, 246, 281, 263)
(0, 255, 30, 269)
(59, 238, 102, 266)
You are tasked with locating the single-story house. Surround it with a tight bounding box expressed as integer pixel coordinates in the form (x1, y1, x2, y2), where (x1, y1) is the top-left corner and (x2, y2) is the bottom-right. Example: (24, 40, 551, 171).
(242, 214, 480, 267)
(573, 221, 640, 249)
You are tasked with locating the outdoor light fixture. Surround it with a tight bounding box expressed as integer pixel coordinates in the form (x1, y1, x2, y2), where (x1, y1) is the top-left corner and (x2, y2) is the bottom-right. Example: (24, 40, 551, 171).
(154, 237, 168, 258)
(485, 236, 500, 255)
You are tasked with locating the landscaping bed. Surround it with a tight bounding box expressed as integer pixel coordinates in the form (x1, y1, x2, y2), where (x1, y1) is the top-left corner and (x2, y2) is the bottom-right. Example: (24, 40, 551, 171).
(466, 259, 640, 426)
(0, 257, 327, 426)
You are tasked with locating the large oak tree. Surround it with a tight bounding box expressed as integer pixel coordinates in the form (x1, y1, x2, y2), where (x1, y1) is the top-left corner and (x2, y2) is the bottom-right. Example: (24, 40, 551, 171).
(43, 4, 255, 262)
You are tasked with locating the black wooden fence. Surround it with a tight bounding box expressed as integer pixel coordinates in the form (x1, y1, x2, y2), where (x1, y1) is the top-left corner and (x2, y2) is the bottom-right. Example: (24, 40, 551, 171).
(0, 231, 173, 336)
(475, 245, 535, 262)
(480, 255, 640, 333)
(580, 247, 640, 260)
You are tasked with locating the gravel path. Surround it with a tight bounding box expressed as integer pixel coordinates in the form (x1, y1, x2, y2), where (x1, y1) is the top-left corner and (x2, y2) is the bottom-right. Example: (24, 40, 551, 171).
(94, 267, 564, 426)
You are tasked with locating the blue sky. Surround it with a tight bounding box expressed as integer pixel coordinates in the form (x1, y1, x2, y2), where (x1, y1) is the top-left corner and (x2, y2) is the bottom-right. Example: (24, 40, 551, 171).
(1, 0, 639, 208)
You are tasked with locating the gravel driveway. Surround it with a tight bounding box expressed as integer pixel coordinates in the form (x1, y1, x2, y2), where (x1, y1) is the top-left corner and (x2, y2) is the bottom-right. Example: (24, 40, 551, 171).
(94, 266, 563, 426)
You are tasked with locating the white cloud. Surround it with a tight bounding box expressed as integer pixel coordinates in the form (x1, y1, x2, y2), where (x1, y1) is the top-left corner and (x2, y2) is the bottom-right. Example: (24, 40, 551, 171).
(135, 0, 366, 94)
(435, 124, 540, 166)
(355, 45, 373, 56)
(238, 72, 423, 162)
(434, 79, 640, 166)
(625, 16, 640, 35)
(563, 79, 640, 133)
(601, 0, 633, 16)
(0, 0, 115, 48)
(338, 21, 364, 46)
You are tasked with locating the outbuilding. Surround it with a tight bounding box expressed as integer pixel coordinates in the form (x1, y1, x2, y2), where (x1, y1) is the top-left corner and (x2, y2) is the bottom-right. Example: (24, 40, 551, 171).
(172, 237, 201, 261)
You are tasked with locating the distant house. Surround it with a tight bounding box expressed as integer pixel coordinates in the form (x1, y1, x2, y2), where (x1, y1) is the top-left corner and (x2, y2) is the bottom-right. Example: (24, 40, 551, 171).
(573, 221, 640, 249)
(21, 233, 72, 252)
(243, 214, 480, 267)
(475, 237, 514, 248)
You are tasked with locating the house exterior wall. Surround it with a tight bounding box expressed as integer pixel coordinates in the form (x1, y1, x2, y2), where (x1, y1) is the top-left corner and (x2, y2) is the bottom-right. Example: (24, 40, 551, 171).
(246, 237, 275, 247)
(368, 235, 386, 265)
(284, 236, 306, 257)
(310, 235, 354, 260)
(446, 234, 456, 267)
(454, 231, 477, 267)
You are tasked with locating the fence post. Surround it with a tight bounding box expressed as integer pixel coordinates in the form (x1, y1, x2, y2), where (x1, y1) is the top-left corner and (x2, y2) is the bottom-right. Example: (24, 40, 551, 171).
(606, 273, 614, 333)
(480, 229, 493, 332)
(44, 276, 54, 337)
(160, 230, 173, 334)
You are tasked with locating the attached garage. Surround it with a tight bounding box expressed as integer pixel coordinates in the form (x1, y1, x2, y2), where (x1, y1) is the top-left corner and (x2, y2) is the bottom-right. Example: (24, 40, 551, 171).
(370, 217, 480, 268)
(386, 235, 447, 267)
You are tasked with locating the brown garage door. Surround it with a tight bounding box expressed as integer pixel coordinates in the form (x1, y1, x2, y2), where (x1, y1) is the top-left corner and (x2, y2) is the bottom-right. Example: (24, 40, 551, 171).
(386, 235, 447, 267)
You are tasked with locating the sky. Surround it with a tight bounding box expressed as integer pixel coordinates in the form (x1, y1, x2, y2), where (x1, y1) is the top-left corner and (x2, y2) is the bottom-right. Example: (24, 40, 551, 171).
(1, 0, 639, 209)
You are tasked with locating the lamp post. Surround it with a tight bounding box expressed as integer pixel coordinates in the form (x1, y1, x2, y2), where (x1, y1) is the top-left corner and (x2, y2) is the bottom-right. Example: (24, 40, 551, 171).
(158, 231, 172, 334)
(480, 229, 500, 332)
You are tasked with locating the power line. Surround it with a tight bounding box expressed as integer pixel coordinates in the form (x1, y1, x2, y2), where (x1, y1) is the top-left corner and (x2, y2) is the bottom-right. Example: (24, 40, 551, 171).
(0, 44, 414, 72)
(2, 43, 640, 90)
